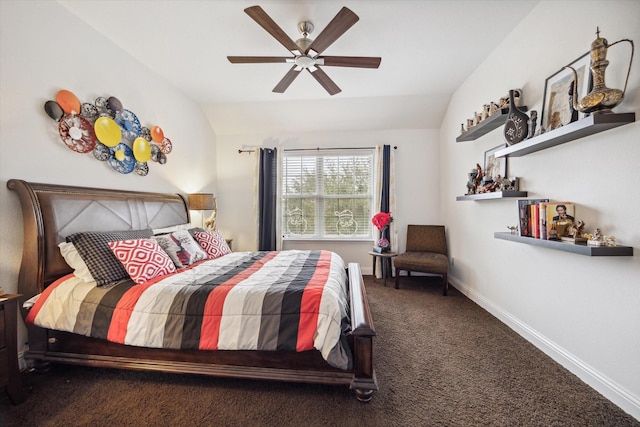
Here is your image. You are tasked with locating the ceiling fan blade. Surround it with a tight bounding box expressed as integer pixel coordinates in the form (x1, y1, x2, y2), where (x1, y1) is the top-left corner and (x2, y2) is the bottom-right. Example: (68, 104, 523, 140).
(244, 6, 300, 53)
(320, 56, 381, 68)
(308, 67, 341, 95)
(273, 66, 302, 93)
(306, 7, 359, 55)
(228, 56, 290, 64)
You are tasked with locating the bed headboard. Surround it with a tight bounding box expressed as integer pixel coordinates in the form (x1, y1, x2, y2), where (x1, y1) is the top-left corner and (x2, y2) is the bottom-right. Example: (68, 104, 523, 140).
(7, 179, 190, 298)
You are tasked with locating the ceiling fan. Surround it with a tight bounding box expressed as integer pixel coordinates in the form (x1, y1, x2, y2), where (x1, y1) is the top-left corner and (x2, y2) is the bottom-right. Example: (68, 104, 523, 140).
(227, 5, 381, 95)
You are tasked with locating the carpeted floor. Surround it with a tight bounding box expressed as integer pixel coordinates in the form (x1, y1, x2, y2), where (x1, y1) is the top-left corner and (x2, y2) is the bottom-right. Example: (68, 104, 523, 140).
(1, 276, 638, 426)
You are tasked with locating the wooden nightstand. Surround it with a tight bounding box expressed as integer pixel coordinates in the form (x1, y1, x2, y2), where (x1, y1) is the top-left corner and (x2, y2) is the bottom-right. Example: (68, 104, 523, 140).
(0, 294, 25, 404)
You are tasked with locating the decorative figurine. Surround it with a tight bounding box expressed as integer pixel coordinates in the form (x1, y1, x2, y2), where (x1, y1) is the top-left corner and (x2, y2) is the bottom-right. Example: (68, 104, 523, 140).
(507, 225, 518, 235)
(560, 220, 587, 243)
(587, 228, 606, 246)
(527, 110, 538, 139)
(465, 163, 483, 195)
(482, 104, 490, 120)
(467, 118, 474, 130)
(496, 176, 515, 191)
(466, 168, 479, 195)
(474, 163, 483, 191)
(586, 228, 617, 247)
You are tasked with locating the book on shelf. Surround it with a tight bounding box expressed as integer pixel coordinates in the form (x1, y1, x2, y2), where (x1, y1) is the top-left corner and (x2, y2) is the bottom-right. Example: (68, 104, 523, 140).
(546, 202, 575, 240)
(539, 202, 549, 240)
(518, 198, 549, 237)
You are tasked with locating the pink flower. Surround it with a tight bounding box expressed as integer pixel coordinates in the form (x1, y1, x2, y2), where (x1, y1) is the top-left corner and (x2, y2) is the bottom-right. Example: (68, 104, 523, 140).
(371, 212, 393, 231)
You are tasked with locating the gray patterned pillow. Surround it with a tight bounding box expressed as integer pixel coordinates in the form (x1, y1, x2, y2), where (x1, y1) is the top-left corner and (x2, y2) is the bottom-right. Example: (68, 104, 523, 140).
(66, 229, 153, 286)
(151, 230, 208, 268)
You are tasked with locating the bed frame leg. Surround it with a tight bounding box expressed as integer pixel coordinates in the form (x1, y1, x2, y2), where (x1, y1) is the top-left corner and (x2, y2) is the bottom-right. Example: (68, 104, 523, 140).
(354, 388, 375, 402)
(350, 335, 377, 402)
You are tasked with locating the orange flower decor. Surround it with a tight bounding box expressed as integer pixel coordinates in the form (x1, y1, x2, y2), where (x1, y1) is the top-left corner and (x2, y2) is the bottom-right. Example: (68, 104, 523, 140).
(371, 212, 393, 232)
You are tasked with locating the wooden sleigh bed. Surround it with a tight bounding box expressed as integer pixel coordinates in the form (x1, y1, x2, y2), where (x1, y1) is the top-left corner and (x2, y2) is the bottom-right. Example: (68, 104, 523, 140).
(7, 179, 377, 401)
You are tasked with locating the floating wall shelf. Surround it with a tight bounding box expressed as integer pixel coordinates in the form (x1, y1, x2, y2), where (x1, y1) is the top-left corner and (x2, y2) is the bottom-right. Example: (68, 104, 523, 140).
(495, 112, 636, 158)
(456, 107, 528, 142)
(456, 191, 528, 201)
(494, 232, 633, 256)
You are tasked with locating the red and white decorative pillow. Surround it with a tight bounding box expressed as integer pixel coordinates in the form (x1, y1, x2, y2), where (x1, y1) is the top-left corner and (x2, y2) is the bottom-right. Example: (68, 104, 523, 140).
(108, 239, 176, 284)
(193, 230, 232, 260)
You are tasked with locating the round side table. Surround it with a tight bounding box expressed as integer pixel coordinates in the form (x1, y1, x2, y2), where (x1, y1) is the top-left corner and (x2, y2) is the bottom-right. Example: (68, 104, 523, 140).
(368, 250, 398, 286)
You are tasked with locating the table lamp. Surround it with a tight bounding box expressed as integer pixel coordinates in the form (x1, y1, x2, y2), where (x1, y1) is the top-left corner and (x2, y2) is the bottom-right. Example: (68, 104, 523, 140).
(187, 193, 216, 230)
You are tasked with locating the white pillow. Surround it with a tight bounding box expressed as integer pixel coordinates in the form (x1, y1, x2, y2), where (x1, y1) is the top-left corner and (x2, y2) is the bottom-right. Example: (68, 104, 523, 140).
(58, 241, 96, 284)
(152, 223, 193, 235)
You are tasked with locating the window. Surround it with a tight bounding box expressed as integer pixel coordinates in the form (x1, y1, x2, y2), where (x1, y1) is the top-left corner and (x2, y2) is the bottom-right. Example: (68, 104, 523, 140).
(282, 149, 374, 239)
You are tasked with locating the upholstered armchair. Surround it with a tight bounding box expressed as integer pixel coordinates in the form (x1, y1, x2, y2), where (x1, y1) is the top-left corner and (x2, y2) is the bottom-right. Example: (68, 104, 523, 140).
(393, 225, 449, 295)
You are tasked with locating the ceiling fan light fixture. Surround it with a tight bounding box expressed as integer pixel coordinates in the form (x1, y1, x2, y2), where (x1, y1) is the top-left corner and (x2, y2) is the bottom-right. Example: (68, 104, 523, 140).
(294, 55, 316, 68)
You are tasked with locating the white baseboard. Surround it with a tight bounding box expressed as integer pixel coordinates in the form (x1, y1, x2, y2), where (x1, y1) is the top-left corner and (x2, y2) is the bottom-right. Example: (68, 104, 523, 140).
(450, 276, 640, 421)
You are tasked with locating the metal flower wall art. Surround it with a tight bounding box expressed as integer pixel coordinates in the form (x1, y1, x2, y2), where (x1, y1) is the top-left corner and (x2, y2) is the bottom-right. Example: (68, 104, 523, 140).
(44, 89, 172, 176)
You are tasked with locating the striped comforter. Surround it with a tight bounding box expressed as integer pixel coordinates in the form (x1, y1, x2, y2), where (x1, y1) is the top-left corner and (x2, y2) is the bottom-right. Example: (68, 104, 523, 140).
(26, 250, 352, 370)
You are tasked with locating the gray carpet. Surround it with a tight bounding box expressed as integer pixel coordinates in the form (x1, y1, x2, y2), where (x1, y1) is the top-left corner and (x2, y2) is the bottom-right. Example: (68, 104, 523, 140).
(2, 276, 638, 426)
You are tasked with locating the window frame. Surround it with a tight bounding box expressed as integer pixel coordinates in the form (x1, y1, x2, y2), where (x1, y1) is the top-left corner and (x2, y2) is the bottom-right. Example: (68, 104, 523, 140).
(281, 148, 376, 241)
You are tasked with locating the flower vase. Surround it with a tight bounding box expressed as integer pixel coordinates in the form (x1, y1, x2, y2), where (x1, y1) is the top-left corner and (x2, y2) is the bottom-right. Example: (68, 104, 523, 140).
(503, 89, 529, 145)
(377, 230, 390, 253)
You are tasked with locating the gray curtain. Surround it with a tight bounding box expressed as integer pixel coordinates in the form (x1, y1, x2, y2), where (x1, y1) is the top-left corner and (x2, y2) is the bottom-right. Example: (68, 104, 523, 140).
(380, 144, 391, 243)
(258, 148, 278, 251)
(379, 144, 392, 274)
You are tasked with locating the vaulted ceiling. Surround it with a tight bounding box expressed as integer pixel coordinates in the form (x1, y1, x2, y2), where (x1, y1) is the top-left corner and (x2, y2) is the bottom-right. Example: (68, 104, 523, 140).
(58, 0, 539, 134)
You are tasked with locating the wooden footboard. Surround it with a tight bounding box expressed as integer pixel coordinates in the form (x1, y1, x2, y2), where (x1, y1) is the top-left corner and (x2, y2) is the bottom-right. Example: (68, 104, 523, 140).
(347, 262, 378, 401)
(8, 179, 377, 401)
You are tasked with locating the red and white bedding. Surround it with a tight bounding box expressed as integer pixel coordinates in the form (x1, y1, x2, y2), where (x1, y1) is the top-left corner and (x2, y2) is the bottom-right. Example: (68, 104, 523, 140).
(26, 250, 352, 370)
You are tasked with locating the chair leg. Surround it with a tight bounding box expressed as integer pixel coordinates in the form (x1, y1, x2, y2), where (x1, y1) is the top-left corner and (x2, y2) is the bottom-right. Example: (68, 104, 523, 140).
(442, 273, 448, 296)
(395, 269, 401, 289)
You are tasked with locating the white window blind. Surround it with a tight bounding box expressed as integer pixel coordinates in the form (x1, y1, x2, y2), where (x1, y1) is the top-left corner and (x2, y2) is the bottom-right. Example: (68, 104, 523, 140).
(282, 149, 374, 239)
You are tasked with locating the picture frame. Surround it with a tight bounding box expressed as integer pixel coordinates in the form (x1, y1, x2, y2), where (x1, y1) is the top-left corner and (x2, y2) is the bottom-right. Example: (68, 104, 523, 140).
(484, 144, 507, 180)
(541, 52, 592, 132)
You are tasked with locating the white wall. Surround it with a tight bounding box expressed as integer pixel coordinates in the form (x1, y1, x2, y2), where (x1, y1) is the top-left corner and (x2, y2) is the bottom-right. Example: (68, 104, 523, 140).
(441, 1, 640, 419)
(215, 129, 441, 272)
(0, 1, 217, 359)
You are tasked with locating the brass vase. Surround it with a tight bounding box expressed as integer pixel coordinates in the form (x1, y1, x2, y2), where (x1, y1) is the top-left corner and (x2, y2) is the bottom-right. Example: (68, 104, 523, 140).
(565, 28, 634, 114)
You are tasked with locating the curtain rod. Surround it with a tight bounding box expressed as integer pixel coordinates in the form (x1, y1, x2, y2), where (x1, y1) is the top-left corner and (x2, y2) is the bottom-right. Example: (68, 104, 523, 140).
(238, 146, 397, 154)
(284, 146, 398, 152)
